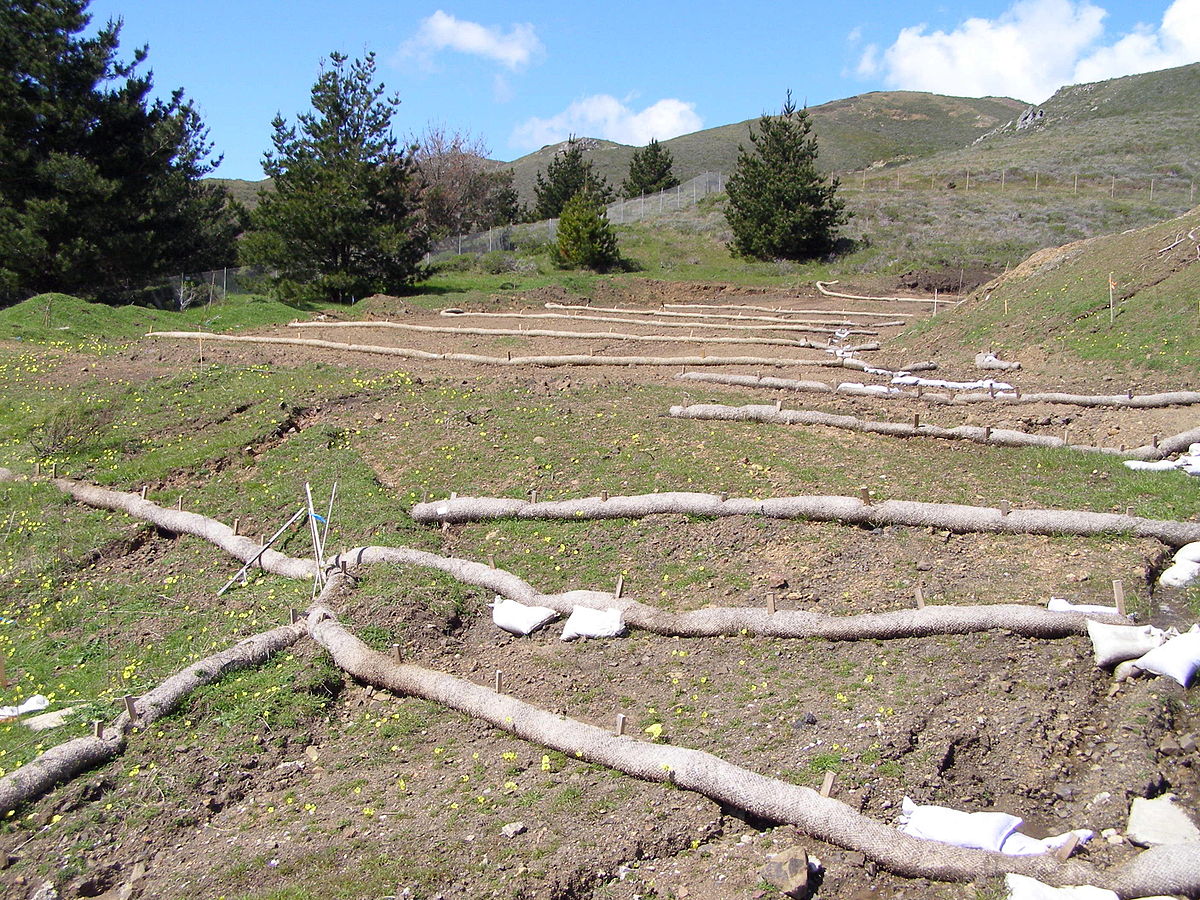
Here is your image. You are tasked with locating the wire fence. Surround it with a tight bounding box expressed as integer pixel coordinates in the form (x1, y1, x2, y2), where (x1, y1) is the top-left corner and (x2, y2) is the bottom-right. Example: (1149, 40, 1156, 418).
(839, 167, 1198, 204)
(425, 171, 726, 262)
(148, 266, 268, 310)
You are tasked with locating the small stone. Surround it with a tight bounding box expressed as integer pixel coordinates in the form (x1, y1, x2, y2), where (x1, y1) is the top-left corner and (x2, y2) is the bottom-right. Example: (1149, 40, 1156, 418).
(759, 846, 809, 898)
(501, 821, 527, 839)
(1159, 735, 1183, 756)
(915, 561, 933, 572)
(767, 572, 788, 589)
(1053, 783, 1077, 802)
(1179, 734, 1197, 754)
(844, 851, 866, 867)
(1127, 794, 1200, 847)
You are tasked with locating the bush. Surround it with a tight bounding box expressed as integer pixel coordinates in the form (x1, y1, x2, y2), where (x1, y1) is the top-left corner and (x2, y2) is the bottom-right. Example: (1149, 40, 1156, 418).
(555, 190, 620, 271)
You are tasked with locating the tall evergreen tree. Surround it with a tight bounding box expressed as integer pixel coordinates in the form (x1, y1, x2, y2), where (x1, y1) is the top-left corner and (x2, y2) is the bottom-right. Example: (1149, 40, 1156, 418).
(621, 138, 680, 199)
(555, 188, 620, 272)
(241, 52, 425, 302)
(0, 0, 238, 306)
(725, 92, 848, 261)
(531, 138, 613, 220)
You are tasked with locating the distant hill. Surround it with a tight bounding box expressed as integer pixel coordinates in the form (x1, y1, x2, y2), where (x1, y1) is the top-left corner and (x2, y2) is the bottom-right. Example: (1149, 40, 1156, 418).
(502, 92, 1025, 204)
(893, 62, 1200, 182)
(205, 62, 1199, 214)
(208, 177, 271, 210)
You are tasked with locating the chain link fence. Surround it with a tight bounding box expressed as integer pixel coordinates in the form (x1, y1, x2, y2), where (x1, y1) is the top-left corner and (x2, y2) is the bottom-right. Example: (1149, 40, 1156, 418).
(425, 172, 726, 262)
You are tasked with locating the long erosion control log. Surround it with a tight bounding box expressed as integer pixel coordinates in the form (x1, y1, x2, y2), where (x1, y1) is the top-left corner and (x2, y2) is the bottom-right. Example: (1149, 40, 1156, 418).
(668, 402, 1193, 461)
(679, 372, 1200, 409)
(148, 331, 889, 370)
(411, 491, 1200, 548)
(308, 600, 1198, 897)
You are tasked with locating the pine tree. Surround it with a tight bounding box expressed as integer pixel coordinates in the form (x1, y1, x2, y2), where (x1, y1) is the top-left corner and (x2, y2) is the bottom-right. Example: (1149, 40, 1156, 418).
(621, 138, 680, 199)
(0, 0, 238, 306)
(725, 92, 848, 261)
(241, 52, 425, 302)
(555, 189, 620, 272)
(532, 138, 613, 220)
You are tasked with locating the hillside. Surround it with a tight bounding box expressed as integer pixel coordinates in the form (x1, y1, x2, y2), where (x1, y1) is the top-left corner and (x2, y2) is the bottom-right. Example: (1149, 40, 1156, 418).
(886, 62, 1200, 186)
(503, 92, 1025, 204)
(893, 204, 1200, 375)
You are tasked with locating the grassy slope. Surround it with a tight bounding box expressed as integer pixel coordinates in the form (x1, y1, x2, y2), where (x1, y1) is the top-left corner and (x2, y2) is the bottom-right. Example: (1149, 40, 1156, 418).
(893, 205, 1200, 373)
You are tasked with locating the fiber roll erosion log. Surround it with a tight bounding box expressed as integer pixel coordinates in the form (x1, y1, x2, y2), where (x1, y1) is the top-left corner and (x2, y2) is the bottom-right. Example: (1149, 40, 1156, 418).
(410, 491, 1200, 548)
(331, 546, 1124, 640)
(0, 620, 307, 815)
(307, 600, 1200, 896)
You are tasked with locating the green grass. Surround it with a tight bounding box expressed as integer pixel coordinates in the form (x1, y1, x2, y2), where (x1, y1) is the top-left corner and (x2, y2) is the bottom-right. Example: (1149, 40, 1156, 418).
(0, 291, 321, 350)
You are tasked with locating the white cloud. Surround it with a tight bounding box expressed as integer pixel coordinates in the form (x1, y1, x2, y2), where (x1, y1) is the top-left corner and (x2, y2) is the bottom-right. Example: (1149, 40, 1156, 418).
(511, 95, 703, 150)
(403, 10, 543, 71)
(858, 0, 1200, 103)
(1072, 0, 1200, 83)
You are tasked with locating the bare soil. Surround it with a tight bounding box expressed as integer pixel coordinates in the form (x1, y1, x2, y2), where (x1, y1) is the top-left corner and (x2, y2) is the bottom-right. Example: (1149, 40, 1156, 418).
(2, 279, 1198, 900)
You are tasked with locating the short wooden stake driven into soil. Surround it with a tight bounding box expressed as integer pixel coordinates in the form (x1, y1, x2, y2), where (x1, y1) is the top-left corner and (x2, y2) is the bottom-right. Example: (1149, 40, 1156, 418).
(601, 490, 609, 501)
(983, 427, 992, 442)
(614, 574, 625, 599)
(176, 496, 183, 510)
(775, 398, 783, 412)
(1113, 580, 1127, 617)
(232, 517, 240, 536)
(530, 489, 538, 504)
(820, 771, 836, 797)
(913, 413, 920, 429)
(488, 553, 495, 568)
(616, 713, 627, 736)
(494, 670, 503, 693)
(720, 491, 728, 502)
(123, 694, 138, 725)
(392, 644, 402, 663)
(92, 721, 102, 739)
(860, 487, 871, 506)
(915, 586, 925, 610)
(1000, 501, 1011, 516)
(1056, 833, 1080, 861)
(767, 595, 777, 615)
(289, 609, 301, 625)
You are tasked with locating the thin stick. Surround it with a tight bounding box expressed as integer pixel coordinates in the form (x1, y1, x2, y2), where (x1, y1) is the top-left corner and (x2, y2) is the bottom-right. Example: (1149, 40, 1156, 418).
(217, 507, 306, 596)
(305, 484, 325, 600)
(820, 771, 836, 797)
(616, 713, 627, 736)
(1113, 580, 1126, 617)
(123, 695, 139, 726)
(614, 574, 625, 599)
(494, 670, 503, 693)
(915, 586, 925, 610)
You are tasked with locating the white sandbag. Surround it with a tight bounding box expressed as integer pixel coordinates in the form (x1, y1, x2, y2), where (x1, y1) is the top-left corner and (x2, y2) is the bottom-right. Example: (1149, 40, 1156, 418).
(975, 351, 1021, 371)
(1000, 829, 1093, 857)
(1004, 873, 1117, 900)
(1126, 794, 1200, 846)
(898, 797, 1022, 852)
(1085, 620, 1165, 668)
(0, 694, 49, 719)
(1175, 542, 1200, 565)
(560, 606, 625, 641)
(1160, 558, 1200, 588)
(490, 595, 559, 636)
(1124, 459, 1182, 472)
(1134, 626, 1200, 687)
(1047, 597, 1121, 616)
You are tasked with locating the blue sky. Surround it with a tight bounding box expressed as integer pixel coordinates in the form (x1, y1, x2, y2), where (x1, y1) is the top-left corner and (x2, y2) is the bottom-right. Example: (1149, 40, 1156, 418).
(84, 0, 1200, 180)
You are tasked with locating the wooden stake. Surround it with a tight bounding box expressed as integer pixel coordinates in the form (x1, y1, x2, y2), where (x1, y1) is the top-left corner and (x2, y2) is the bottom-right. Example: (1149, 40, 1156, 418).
(123, 694, 139, 725)
(614, 574, 625, 599)
(232, 517, 240, 536)
(1055, 832, 1080, 861)
(915, 586, 925, 609)
(388, 644, 401, 663)
(767, 595, 776, 615)
(601, 490, 609, 501)
(176, 495, 183, 510)
(775, 398, 783, 412)
(529, 489, 538, 505)
(983, 426, 992, 443)
(859, 487, 871, 506)
(719, 491, 728, 502)
(1113, 580, 1126, 617)
(820, 771, 836, 797)
(93, 721, 103, 739)
(289, 609, 300, 625)
(616, 713, 627, 736)
(999, 500, 1010, 516)
(488, 553, 496, 568)
(1152, 434, 1159, 449)
(912, 413, 920, 429)
(494, 670, 503, 693)
(33, 461, 40, 477)
(1126, 506, 1135, 518)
